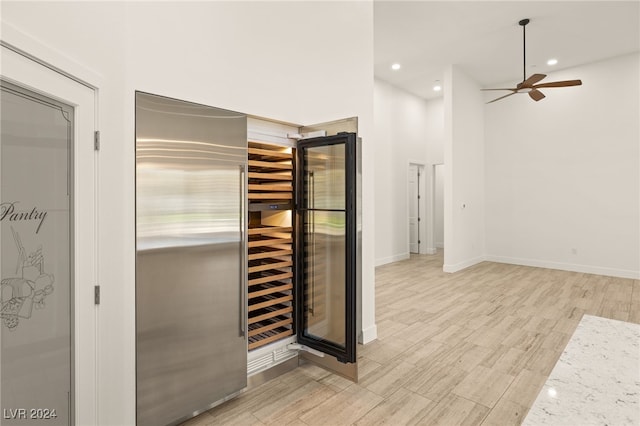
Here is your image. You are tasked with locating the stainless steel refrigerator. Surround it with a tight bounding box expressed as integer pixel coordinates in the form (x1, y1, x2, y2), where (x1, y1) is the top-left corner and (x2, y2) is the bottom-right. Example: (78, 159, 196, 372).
(135, 92, 248, 426)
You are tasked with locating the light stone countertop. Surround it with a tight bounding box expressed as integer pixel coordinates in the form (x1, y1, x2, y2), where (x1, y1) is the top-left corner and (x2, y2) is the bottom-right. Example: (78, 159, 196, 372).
(523, 314, 640, 426)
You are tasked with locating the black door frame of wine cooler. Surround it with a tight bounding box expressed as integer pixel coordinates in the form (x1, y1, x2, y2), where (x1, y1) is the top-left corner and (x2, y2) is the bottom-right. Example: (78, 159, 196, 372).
(294, 132, 357, 364)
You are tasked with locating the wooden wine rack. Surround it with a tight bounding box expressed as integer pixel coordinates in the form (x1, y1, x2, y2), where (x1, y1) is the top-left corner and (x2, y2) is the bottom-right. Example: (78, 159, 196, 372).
(247, 144, 293, 206)
(247, 141, 295, 350)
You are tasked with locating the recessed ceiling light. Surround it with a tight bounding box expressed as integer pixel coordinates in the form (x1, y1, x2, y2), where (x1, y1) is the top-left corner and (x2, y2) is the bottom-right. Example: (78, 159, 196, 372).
(391, 63, 401, 70)
(547, 58, 558, 66)
(433, 81, 442, 92)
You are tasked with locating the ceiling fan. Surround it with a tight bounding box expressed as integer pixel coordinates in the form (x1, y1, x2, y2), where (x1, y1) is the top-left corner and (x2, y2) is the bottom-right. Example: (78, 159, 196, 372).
(483, 18, 582, 104)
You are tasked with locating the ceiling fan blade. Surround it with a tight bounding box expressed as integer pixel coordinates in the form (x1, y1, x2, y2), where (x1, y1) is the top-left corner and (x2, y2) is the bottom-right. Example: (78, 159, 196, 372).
(481, 88, 517, 91)
(533, 79, 582, 89)
(517, 73, 547, 89)
(529, 89, 545, 101)
(486, 92, 517, 104)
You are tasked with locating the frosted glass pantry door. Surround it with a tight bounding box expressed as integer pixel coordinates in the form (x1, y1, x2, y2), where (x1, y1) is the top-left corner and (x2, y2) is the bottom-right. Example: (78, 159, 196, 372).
(1, 81, 73, 425)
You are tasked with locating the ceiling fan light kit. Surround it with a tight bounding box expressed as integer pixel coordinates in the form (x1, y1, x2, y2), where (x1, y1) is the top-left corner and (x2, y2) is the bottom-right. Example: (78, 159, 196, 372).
(483, 18, 582, 104)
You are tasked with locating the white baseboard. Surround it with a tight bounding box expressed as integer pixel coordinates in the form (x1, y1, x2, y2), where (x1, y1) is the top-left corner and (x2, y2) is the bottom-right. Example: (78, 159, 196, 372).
(359, 324, 378, 344)
(485, 255, 640, 279)
(424, 247, 437, 255)
(375, 252, 410, 267)
(435, 242, 444, 249)
(443, 255, 486, 273)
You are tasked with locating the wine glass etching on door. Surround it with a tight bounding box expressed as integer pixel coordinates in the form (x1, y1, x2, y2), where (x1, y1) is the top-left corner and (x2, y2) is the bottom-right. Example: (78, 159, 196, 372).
(1, 227, 54, 330)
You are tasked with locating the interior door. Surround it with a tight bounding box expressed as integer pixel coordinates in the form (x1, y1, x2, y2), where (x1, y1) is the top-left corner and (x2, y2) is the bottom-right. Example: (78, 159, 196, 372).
(409, 165, 419, 253)
(1, 44, 97, 425)
(295, 132, 358, 379)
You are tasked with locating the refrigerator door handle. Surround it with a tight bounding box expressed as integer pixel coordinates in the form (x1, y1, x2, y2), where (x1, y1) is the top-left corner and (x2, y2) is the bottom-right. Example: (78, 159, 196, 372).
(240, 164, 247, 337)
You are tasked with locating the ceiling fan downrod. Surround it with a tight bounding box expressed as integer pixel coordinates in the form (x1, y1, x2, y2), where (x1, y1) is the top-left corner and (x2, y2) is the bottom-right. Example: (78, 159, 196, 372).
(519, 18, 529, 83)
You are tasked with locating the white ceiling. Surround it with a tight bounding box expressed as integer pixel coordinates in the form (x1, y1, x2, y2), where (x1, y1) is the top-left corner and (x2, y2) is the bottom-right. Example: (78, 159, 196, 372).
(374, 1, 640, 100)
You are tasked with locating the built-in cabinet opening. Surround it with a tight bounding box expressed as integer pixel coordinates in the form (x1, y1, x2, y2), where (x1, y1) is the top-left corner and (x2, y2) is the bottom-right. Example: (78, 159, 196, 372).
(244, 128, 360, 383)
(247, 142, 295, 350)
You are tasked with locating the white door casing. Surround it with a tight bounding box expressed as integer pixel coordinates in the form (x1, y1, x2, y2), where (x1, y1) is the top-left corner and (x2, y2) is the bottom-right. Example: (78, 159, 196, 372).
(1, 44, 97, 425)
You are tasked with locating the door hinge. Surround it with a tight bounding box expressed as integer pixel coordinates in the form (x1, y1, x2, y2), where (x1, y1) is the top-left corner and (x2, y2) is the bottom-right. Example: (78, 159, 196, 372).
(287, 343, 325, 358)
(94, 285, 100, 305)
(418, 240, 421, 244)
(418, 217, 421, 222)
(94, 131, 100, 151)
(287, 130, 327, 141)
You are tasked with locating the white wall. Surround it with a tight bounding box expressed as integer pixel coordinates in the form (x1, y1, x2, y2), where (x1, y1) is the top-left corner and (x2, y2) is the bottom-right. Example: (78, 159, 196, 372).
(485, 53, 640, 278)
(2, 2, 375, 424)
(425, 98, 445, 165)
(424, 97, 444, 253)
(374, 78, 429, 265)
(443, 65, 486, 272)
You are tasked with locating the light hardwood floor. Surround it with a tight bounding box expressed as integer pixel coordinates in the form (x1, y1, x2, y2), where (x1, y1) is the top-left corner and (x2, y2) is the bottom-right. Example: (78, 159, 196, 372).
(183, 252, 640, 425)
